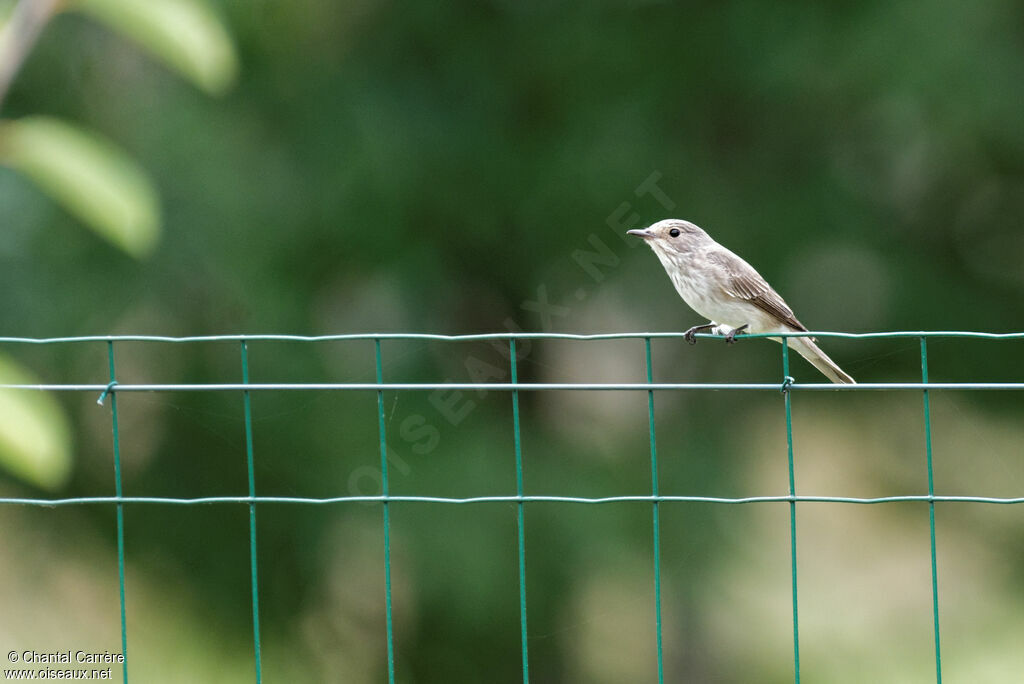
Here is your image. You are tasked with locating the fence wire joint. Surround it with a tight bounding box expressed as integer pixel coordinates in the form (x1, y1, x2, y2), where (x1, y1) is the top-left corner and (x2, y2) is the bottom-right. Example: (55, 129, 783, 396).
(97, 380, 118, 406)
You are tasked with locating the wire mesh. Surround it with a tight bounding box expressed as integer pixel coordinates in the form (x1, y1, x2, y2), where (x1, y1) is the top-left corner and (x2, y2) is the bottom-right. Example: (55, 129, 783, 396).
(2, 330, 1023, 683)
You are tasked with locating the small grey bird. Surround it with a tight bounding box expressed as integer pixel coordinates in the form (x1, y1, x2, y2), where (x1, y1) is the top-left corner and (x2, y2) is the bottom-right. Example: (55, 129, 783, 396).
(628, 218, 855, 384)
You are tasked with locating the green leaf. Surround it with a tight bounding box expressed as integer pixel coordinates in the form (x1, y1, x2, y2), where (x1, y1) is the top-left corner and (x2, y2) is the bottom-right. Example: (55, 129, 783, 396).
(73, 0, 238, 94)
(0, 116, 160, 257)
(0, 353, 71, 490)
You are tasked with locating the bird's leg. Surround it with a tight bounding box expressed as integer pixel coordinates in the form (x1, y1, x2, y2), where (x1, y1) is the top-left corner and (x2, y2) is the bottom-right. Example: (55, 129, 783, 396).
(683, 322, 717, 345)
(724, 324, 749, 345)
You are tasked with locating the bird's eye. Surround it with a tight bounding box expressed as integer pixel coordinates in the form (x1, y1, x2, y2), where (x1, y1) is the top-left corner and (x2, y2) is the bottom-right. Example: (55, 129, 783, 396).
(669, 228, 680, 237)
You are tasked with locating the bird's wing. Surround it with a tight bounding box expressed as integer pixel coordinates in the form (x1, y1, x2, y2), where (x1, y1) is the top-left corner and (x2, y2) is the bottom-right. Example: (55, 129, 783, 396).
(708, 250, 808, 332)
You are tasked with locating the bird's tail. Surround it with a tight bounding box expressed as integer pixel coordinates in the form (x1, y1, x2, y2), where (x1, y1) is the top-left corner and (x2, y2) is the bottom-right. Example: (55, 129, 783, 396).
(788, 337, 855, 384)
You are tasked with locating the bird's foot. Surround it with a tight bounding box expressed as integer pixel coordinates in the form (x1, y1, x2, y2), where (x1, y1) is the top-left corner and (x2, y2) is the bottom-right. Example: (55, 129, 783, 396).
(724, 324, 749, 345)
(683, 323, 716, 345)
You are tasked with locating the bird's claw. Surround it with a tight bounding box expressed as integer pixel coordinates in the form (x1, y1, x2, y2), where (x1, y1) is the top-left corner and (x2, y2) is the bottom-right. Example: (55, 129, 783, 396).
(724, 324, 749, 345)
(683, 324, 714, 345)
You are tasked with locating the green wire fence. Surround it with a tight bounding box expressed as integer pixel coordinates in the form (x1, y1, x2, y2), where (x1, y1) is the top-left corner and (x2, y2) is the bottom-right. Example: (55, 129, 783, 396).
(2, 331, 1023, 683)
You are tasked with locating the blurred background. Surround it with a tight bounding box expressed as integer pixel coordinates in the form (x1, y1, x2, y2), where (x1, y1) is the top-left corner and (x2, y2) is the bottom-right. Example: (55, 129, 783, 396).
(1, 0, 1023, 681)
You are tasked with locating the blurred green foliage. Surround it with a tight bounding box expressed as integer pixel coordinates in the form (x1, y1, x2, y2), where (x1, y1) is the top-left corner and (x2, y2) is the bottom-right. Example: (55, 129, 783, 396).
(0, 351, 69, 487)
(76, 0, 238, 95)
(0, 0, 236, 486)
(1, 0, 1023, 681)
(1, 115, 159, 256)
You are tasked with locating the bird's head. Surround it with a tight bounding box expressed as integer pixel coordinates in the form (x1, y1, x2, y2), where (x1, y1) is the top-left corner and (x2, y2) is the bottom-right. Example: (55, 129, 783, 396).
(627, 219, 709, 257)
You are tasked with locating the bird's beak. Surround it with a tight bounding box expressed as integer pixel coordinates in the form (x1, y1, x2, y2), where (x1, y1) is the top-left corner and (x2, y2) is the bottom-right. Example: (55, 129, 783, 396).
(626, 228, 653, 239)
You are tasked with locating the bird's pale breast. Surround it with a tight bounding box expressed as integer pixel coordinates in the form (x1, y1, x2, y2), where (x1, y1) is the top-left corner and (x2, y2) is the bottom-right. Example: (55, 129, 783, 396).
(659, 250, 780, 333)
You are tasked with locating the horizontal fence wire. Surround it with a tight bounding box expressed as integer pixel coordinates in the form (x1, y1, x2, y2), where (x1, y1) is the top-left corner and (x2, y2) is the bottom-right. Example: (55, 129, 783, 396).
(1, 330, 1022, 684)
(4, 382, 1024, 392)
(2, 494, 1023, 506)
(2, 331, 1023, 343)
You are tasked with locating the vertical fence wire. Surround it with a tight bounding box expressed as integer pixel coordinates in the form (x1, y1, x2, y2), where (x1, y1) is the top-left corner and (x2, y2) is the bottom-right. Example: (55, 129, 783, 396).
(510, 338, 529, 684)
(375, 339, 397, 684)
(105, 342, 128, 684)
(240, 342, 263, 683)
(920, 338, 942, 683)
(781, 341, 801, 684)
(644, 338, 665, 684)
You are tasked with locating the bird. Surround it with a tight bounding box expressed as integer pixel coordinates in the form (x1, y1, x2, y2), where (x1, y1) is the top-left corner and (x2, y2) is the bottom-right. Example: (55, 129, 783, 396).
(627, 218, 855, 384)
